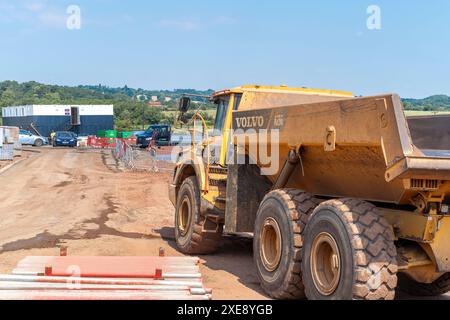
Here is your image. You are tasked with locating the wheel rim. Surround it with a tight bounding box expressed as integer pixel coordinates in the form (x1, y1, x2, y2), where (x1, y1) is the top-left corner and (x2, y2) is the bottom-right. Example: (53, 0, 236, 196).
(178, 196, 191, 236)
(310, 232, 341, 296)
(260, 218, 282, 272)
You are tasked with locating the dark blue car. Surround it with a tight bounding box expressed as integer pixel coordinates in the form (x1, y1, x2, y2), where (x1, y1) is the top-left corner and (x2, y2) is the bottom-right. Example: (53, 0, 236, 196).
(53, 131, 77, 148)
(136, 125, 171, 149)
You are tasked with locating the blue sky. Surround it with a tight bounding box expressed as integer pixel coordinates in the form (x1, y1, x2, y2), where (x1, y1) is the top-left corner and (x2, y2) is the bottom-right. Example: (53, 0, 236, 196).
(0, 0, 449, 98)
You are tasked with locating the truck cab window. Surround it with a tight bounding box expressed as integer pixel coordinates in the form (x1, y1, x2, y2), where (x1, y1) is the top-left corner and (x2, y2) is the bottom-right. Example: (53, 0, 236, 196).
(233, 94, 242, 110)
(213, 98, 230, 135)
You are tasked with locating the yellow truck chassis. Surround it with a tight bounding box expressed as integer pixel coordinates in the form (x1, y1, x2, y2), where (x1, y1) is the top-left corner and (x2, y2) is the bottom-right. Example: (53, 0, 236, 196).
(169, 86, 450, 300)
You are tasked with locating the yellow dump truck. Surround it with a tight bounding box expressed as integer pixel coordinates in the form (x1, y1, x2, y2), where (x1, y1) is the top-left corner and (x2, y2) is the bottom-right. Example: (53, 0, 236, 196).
(169, 85, 450, 300)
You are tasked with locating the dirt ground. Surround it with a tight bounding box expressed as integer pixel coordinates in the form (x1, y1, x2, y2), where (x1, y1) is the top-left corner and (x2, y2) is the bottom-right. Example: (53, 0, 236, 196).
(0, 147, 448, 300)
(0, 147, 266, 300)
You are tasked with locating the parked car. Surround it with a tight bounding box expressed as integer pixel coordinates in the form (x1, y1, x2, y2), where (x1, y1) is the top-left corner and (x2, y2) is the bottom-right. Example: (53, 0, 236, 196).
(53, 131, 77, 148)
(19, 130, 48, 147)
(136, 125, 171, 149)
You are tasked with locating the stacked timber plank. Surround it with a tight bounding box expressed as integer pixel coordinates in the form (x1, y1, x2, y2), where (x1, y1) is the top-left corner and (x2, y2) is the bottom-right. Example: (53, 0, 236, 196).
(0, 256, 211, 300)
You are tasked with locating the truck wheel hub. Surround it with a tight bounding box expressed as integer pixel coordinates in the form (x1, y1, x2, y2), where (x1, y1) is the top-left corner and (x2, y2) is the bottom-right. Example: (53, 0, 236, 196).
(178, 197, 191, 236)
(311, 232, 341, 296)
(260, 218, 282, 272)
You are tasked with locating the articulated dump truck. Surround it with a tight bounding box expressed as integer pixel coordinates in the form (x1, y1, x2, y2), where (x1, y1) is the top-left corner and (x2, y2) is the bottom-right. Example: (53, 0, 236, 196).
(169, 85, 450, 300)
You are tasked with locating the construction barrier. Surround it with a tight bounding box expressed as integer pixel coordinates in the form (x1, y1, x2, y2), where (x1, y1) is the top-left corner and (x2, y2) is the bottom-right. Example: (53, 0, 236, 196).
(87, 136, 116, 148)
(87, 137, 137, 149)
(111, 138, 177, 172)
(0, 144, 14, 161)
(113, 138, 136, 169)
(0, 126, 21, 161)
(109, 134, 193, 173)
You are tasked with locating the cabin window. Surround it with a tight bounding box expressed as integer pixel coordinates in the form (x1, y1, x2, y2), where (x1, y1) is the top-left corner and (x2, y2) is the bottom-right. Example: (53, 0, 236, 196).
(213, 97, 230, 135)
(233, 94, 242, 110)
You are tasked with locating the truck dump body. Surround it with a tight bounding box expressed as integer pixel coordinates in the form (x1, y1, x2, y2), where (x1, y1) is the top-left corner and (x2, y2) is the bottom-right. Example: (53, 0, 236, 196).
(235, 88, 354, 111)
(232, 94, 450, 205)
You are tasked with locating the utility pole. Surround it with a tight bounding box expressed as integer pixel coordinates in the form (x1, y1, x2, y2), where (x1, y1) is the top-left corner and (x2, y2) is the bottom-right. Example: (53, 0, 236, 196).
(142, 102, 145, 130)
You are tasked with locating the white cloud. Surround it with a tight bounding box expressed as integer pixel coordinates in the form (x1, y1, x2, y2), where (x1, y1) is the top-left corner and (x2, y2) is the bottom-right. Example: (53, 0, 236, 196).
(23, 0, 47, 12)
(156, 15, 238, 32)
(0, 1, 15, 11)
(157, 19, 201, 31)
(215, 16, 237, 25)
(0, 1, 25, 24)
(0, 0, 66, 29)
(38, 11, 66, 28)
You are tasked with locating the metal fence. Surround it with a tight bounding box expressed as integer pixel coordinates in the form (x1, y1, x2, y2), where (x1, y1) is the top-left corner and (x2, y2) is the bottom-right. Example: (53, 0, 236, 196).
(112, 138, 185, 173)
(0, 127, 22, 161)
(112, 139, 161, 172)
(113, 138, 136, 170)
(0, 144, 14, 161)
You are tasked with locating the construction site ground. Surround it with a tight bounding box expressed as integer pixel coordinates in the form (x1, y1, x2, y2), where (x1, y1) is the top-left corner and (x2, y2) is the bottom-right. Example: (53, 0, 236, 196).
(0, 147, 448, 300)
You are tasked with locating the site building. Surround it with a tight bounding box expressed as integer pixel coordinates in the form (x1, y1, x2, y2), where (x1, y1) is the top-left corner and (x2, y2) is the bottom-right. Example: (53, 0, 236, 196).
(1, 105, 114, 137)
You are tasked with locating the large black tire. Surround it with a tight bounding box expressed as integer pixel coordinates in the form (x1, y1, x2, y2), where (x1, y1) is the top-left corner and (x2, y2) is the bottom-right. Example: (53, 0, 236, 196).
(34, 139, 43, 147)
(254, 189, 319, 299)
(398, 273, 450, 296)
(174, 176, 223, 255)
(302, 199, 398, 300)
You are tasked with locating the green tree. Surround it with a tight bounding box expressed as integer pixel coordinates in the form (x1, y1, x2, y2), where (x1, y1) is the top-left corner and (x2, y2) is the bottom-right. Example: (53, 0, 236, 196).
(1, 89, 16, 107)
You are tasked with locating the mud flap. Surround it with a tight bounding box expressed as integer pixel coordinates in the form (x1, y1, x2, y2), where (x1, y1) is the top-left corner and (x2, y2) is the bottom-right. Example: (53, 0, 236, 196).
(224, 164, 272, 233)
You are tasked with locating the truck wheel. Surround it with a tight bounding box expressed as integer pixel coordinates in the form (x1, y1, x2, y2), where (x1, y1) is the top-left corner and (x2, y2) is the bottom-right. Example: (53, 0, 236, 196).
(175, 176, 223, 254)
(302, 199, 398, 300)
(254, 189, 319, 299)
(34, 139, 43, 147)
(398, 273, 450, 296)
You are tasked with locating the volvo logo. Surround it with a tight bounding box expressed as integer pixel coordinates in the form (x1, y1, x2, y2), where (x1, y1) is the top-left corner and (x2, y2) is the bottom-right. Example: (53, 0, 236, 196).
(235, 116, 265, 129)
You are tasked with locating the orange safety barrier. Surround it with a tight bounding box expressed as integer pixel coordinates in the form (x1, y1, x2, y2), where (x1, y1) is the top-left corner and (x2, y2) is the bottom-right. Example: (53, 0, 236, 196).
(122, 137, 137, 145)
(87, 136, 116, 148)
(87, 137, 137, 149)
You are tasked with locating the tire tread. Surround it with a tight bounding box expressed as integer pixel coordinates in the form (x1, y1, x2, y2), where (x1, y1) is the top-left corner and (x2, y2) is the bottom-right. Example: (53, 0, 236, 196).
(307, 198, 398, 300)
(176, 177, 223, 255)
(260, 189, 319, 300)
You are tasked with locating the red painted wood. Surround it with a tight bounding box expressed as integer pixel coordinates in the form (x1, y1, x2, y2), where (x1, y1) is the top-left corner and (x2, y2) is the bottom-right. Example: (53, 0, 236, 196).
(14, 257, 200, 278)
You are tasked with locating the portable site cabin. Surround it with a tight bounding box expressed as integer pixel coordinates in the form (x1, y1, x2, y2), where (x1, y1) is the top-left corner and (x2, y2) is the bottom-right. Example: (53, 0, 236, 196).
(1, 105, 114, 137)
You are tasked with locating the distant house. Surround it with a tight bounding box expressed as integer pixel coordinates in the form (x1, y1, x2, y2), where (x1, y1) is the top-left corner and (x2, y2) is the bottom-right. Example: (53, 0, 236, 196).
(151, 96, 159, 102)
(1, 105, 114, 137)
(164, 97, 172, 102)
(147, 101, 162, 108)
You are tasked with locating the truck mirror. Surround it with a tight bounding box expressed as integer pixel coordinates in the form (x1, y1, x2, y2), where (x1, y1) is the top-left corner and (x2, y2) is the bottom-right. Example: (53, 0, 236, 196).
(179, 97, 191, 113)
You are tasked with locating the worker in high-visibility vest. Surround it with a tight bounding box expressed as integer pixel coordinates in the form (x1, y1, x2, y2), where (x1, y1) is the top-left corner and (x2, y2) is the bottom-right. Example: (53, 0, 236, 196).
(50, 130, 56, 146)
